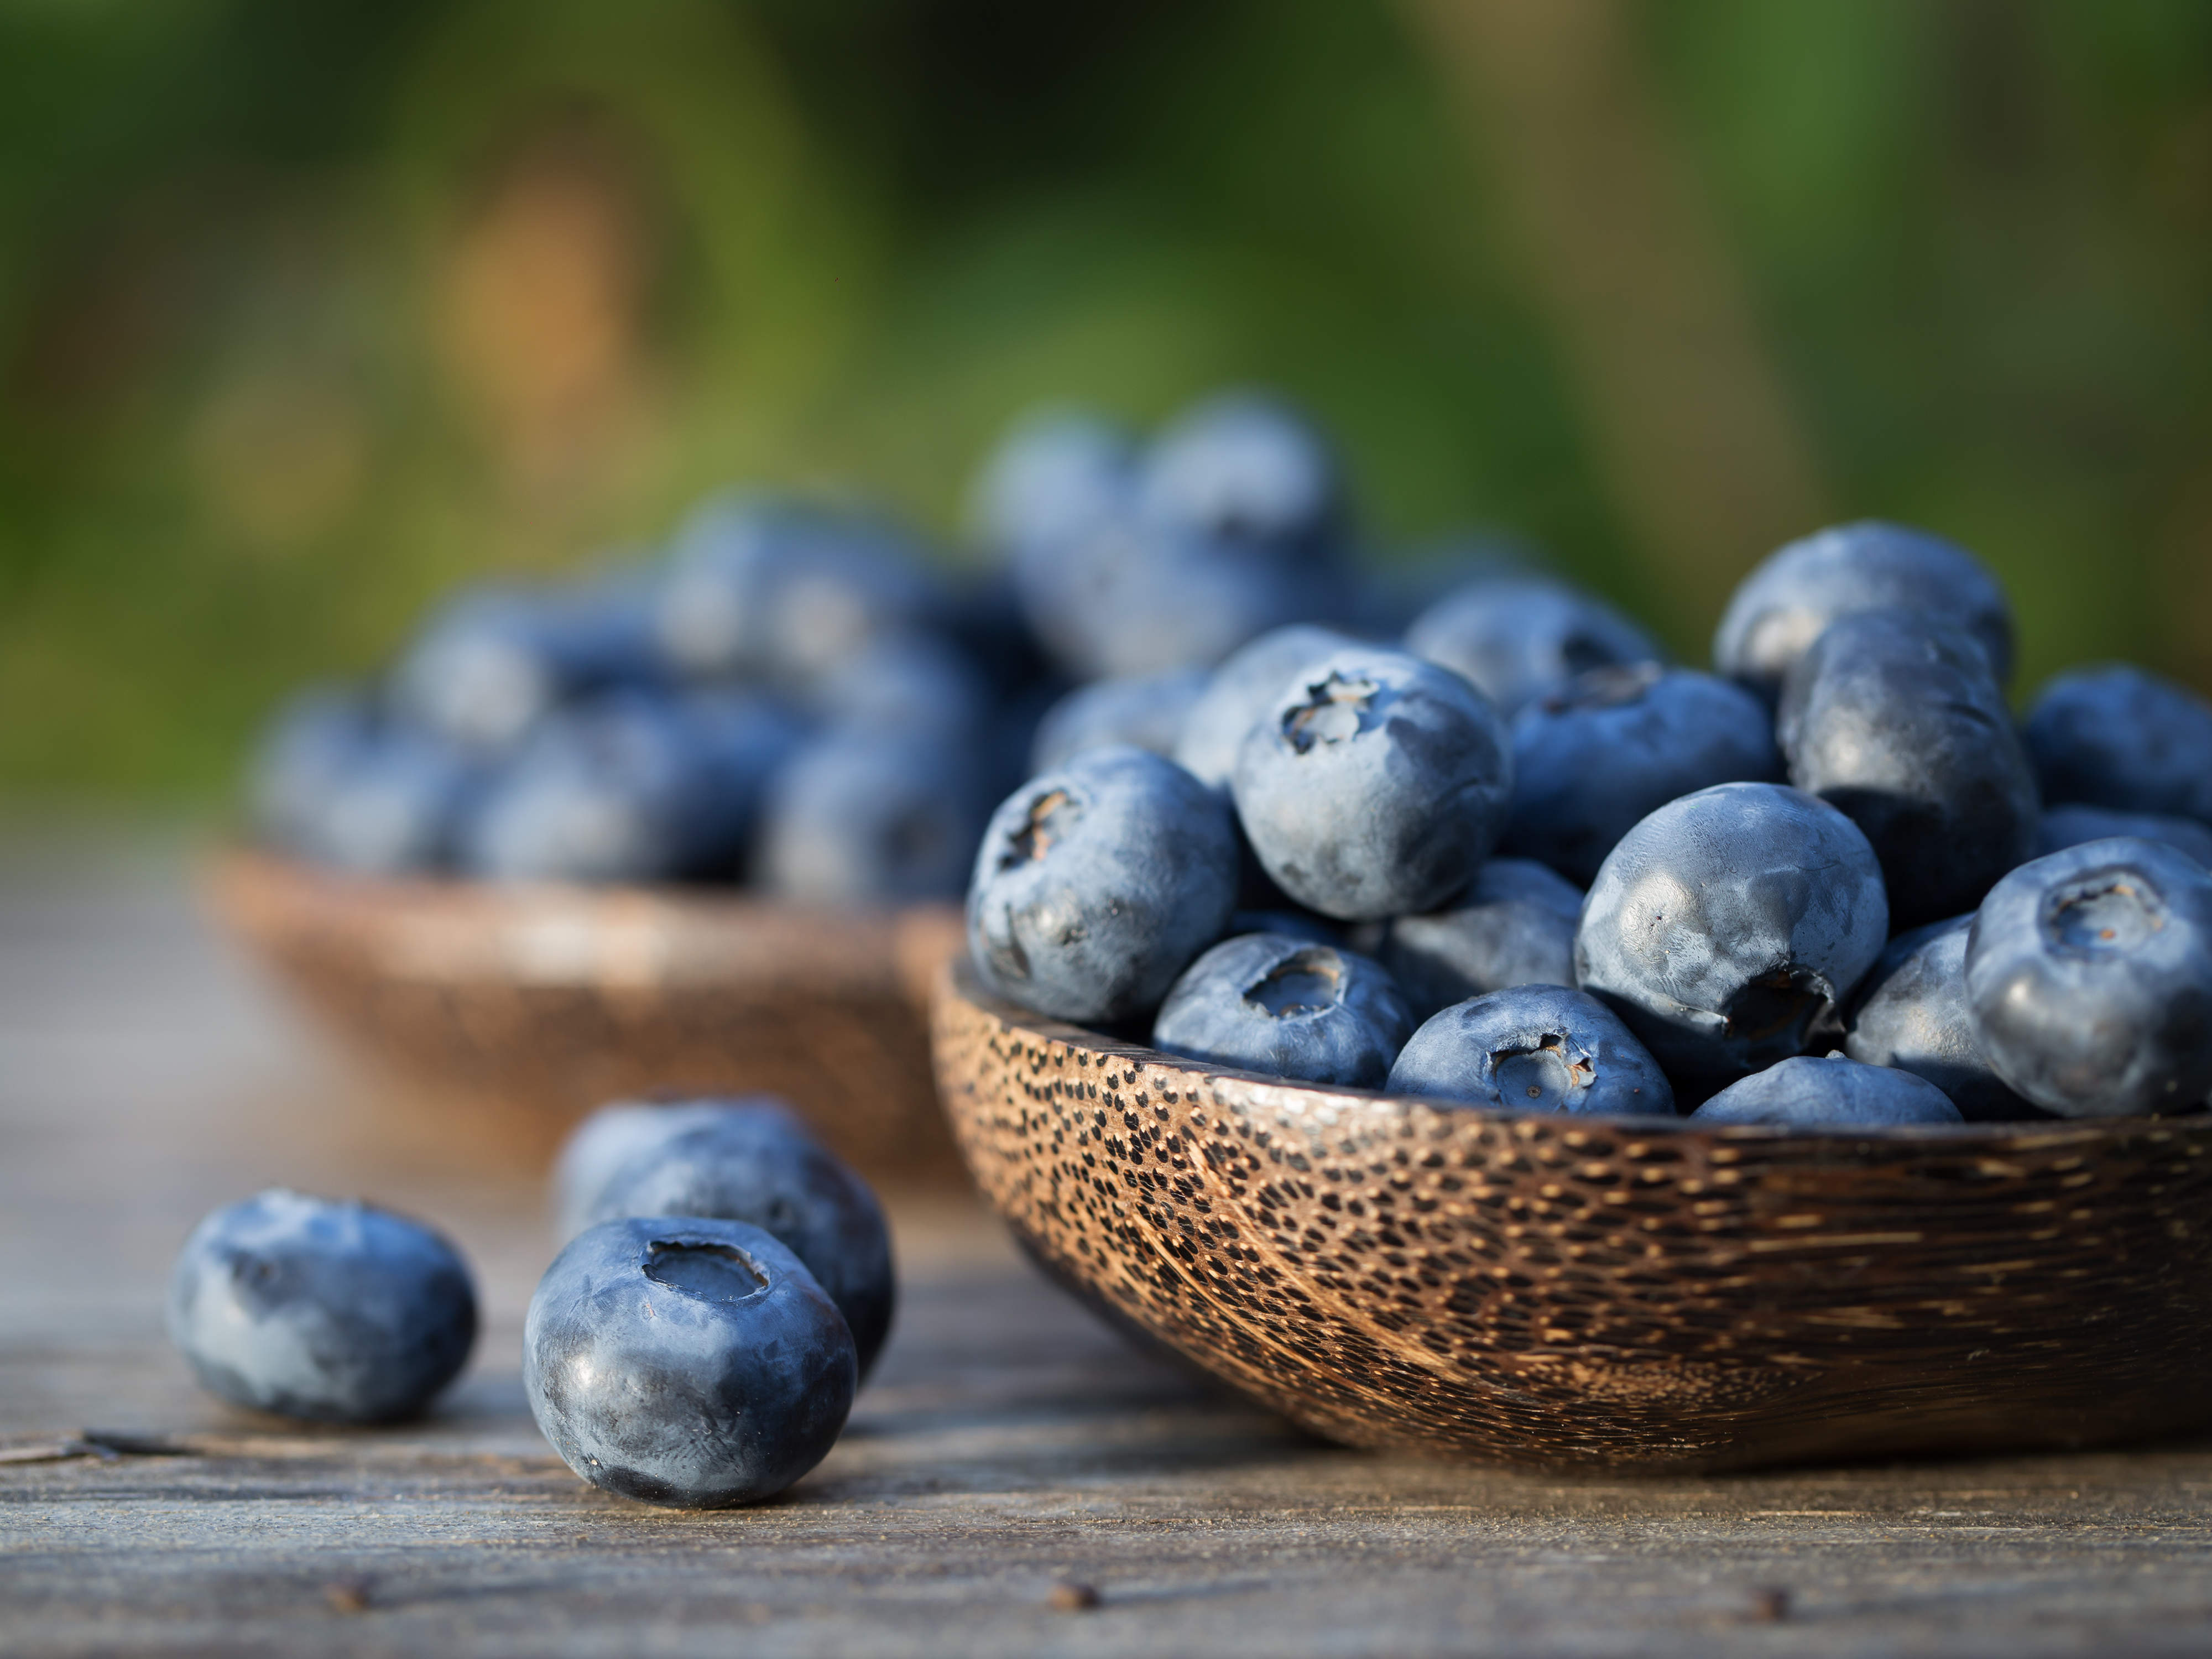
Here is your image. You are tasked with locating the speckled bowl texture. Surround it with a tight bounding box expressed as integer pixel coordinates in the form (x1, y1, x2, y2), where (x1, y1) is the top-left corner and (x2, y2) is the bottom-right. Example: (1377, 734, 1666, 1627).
(210, 848, 966, 1179)
(932, 957, 2212, 1473)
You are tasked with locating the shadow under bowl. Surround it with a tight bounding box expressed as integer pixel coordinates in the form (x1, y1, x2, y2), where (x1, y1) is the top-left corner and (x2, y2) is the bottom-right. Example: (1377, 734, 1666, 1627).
(932, 957, 2212, 1473)
(210, 848, 968, 1181)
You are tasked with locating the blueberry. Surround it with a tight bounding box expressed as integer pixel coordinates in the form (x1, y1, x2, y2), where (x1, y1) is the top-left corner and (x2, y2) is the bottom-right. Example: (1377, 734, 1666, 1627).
(1351, 532, 1534, 638)
(1574, 782, 1890, 1089)
(168, 1190, 476, 1424)
(974, 405, 1136, 566)
(1964, 837, 2212, 1117)
(551, 1098, 744, 1241)
(1232, 647, 1512, 921)
(1385, 985, 1674, 1117)
(1383, 858, 1584, 1020)
(1501, 664, 1780, 886)
(1842, 916, 2043, 1121)
(1030, 668, 1209, 774)
(1713, 521, 2014, 702)
(1133, 391, 1348, 562)
(576, 1100, 894, 1379)
(524, 1217, 854, 1509)
(1227, 909, 1345, 947)
(1404, 573, 1662, 714)
(755, 726, 985, 905)
(968, 745, 1239, 1024)
(2022, 665, 2212, 827)
(462, 687, 799, 884)
(810, 630, 992, 745)
(656, 492, 936, 687)
(2037, 804, 2212, 870)
(389, 572, 665, 752)
(1688, 1052, 1964, 1128)
(1777, 610, 2039, 928)
(249, 690, 481, 874)
(1172, 624, 1362, 790)
(1151, 934, 1413, 1086)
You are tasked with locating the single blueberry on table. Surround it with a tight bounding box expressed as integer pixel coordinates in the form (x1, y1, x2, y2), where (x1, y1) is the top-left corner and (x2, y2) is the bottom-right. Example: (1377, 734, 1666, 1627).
(968, 745, 1239, 1024)
(1777, 610, 2039, 929)
(1232, 647, 1513, 921)
(1030, 668, 1209, 775)
(389, 571, 667, 753)
(1151, 934, 1413, 1087)
(1574, 782, 1890, 1090)
(577, 1100, 894, 1379)
(1133, 390, 1349, 563)
(755, 727, 985, 905)
(2037, 804, 2212, 871)
(1964, 837, 2212, 1118)
(461, 687, 799, 884)
(1385, 985, 1674, 1117)
(525, 1217, 855, 1510)
(1712, 520, 2015, 702)
(1843, 916, 2044, 1122)
(1172, 624, 1362, 790)
(2022, 665, 2212, 828)
(655, 491, 937, 688)
(168, 1190, 476, 1424)
(1383, 858, 1584, 1021)
(1404, 573, 1662, 715)
(1501, 663, 1780, 887)
(1688, 1052, 1964, 1128)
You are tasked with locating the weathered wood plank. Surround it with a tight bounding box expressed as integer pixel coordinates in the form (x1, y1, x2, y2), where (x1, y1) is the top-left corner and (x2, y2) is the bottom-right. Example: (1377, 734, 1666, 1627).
(5, 838, 2212, 1657)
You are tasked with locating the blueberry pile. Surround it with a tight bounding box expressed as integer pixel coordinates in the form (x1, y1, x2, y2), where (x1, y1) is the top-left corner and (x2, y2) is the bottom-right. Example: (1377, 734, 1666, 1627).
(968, 516, 2212, 1126)
(169, 1094, 891, 1509)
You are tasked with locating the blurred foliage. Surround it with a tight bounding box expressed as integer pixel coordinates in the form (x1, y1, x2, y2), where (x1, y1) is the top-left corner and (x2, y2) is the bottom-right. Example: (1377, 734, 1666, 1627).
(1, 0, 2209, 796)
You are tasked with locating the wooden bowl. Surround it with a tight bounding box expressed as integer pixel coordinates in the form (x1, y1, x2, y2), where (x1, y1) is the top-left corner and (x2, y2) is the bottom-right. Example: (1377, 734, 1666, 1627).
(933, 958, 2212, 1473)
(210, 848, 968, 1181)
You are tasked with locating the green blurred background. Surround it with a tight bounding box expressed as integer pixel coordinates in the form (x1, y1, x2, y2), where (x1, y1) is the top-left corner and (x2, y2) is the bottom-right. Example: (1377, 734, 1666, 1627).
(3, 0, 2209, 800)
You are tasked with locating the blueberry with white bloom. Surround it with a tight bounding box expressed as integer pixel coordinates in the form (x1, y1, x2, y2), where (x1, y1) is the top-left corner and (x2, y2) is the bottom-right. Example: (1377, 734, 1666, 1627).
(1689, 1052, 1964, 1128)
(1842, 916, 2043, 1121)
(1134, 391, 1349, 563)
(755, 727, 986, 905)
(1405, 574, 1661, 714)
(1233, 647, 1512, 921)
(1778, 610, 2039, 928)
(1172, 624, 1362, 790)
(2023, 664, 2212, 828)
(1964, 837, 2212, 1118)
(1713, 520, 2014, 702)
(251, 690, 480, 874)
(525, 1217, 854, 1509)
(968, 745, 1239, 1024)
(2036, 804, 2212, 870)
(1383, 858, 1584, 1021)
(1030, 668, 1209, 774)
(1386, 985, 1674, 1117)
(169, 1190, 476, 1423)
(1574, 782, 1890, 1089)
(1151, 934, 1413, 1087)
(1502, 663, 1780, 886)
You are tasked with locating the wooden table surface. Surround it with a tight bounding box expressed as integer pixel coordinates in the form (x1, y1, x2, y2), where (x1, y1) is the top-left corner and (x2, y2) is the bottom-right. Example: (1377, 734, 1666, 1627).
(7, 833, 2212, 1658)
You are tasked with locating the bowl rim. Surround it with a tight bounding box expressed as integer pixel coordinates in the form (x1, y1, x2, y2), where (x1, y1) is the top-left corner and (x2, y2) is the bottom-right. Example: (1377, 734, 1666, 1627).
(943, 955, 2190, 1152)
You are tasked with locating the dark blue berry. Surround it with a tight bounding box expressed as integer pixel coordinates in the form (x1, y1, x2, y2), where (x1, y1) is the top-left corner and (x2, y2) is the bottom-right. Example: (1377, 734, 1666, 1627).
(524, 1217, 854, 1509)
(1232, 647, 1512, 921)
(168, 1190, 476, 1424)
(1689, 1052, 1964, 1128)
(755, 727, 985, 905)
(1501, 664, 1779, 886)
(251, 690, 479, 874)
(2037, 804, 2212, 870)
(1405, 574, 1661, 714)
(968, 745, 1239, 1023)
(1133, 392, 1348, 563)
(1151, 934, 1413, 1086)
(1386, 985, 1674, 1117)
(1172, 624, 1361, 790)
(1713, 520, 2014, 702)
(1842, 916, 2043, 1121)
(1965, 837, 2212, 1117)
(1778, 610, 2039, 928)
(1030, 669, 1209, 774)
(1574, 782, 1889, 1089)
(2022, 665, 2212, 828)
(1383, 858, 1584, 1020)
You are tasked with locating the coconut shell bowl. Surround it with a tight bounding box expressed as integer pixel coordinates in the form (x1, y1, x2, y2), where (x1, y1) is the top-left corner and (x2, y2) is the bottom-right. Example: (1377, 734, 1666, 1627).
(211, 847, 968, 1180)
(933, 957, 2212, 1474)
